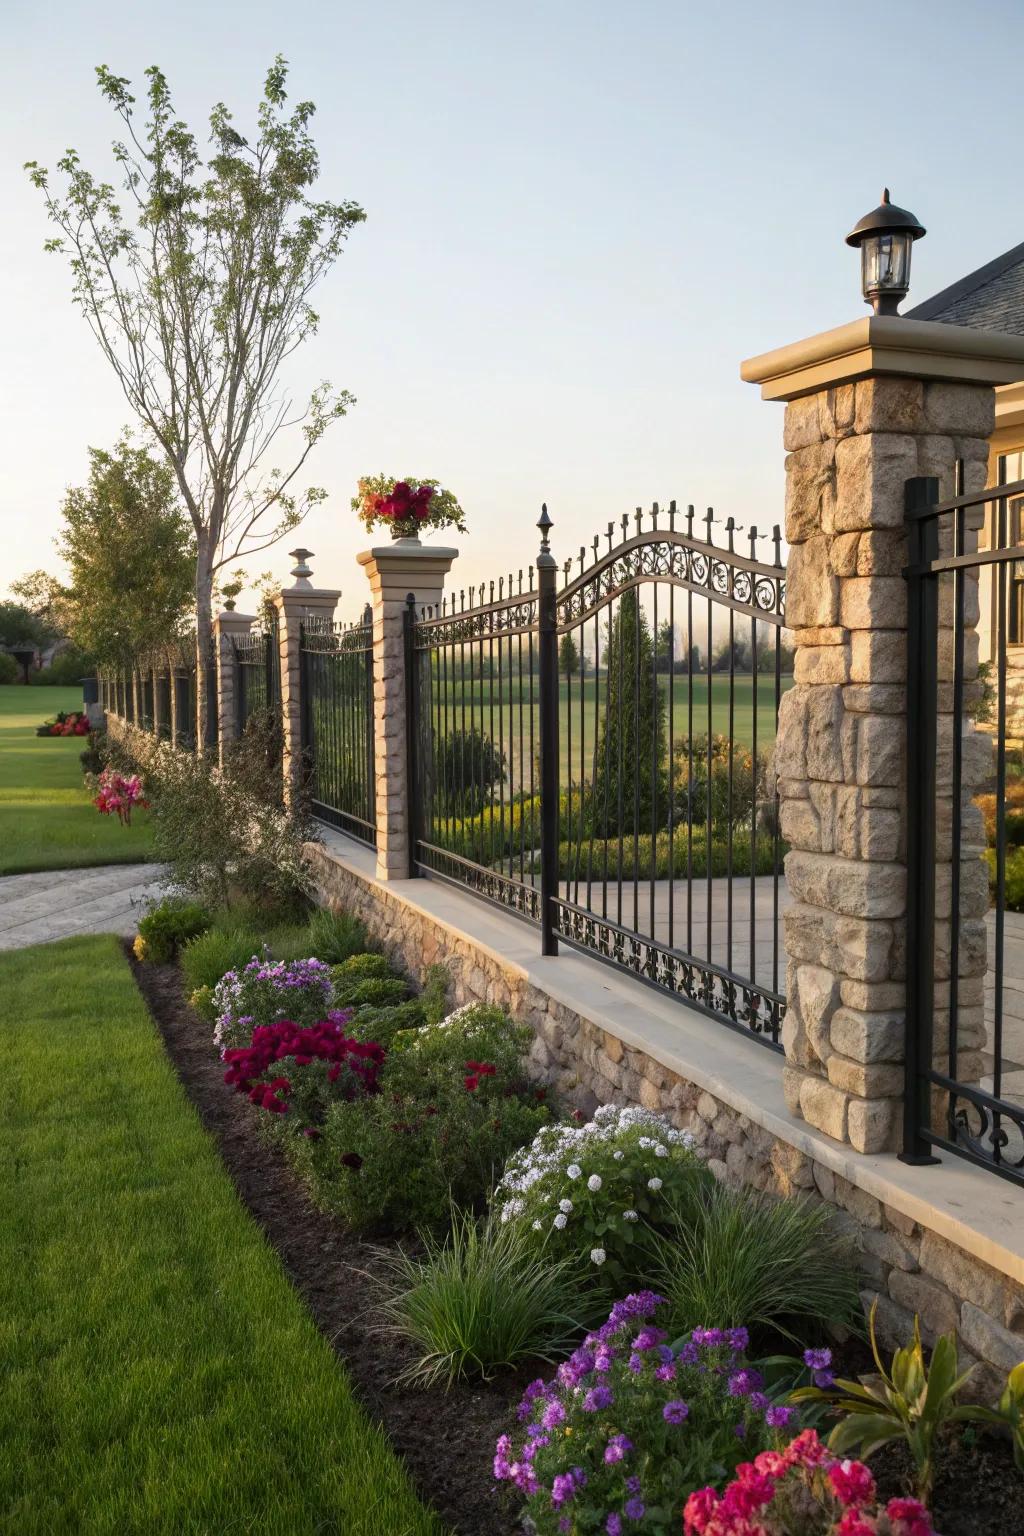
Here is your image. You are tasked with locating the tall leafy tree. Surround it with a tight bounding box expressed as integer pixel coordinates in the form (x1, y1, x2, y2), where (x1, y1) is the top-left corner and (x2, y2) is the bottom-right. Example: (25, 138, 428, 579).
(27, 57, 364, 736)
(0, 602, 54, 682)
(559, 633, 580, 678)
(17, 439, 195, 669)
(591, 589, 666, 838)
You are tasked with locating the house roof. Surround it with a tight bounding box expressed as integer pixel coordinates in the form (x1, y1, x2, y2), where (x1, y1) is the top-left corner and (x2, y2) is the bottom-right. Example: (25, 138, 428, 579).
(906, 242, 1024, 335)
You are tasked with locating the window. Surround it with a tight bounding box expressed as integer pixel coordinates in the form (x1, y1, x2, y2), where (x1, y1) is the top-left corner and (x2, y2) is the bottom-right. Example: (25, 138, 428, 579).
(997, 454, 1024, 645)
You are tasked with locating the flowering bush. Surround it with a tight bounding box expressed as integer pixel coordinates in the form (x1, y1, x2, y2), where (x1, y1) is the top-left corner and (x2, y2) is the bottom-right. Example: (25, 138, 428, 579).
(352, 473, 468, 538)
(92, 766, 148, 825)
(295, 1005, 550, 1232)
(223, 1015, 384, 1124)
(36, 709, 90, 737)
(494, 1292, 796, 1534)
(492, 1104, 710, 1291)
(683, 1428, 934, 1536)
(135, 897, 211, 964)
(212, 955, 335, 1054)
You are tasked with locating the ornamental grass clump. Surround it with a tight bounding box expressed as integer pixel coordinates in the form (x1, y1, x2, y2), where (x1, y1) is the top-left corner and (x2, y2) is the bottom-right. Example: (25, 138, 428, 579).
(492, 1104, 711, 1293)
(378, 1207, 582, 1389)
(683, 1428, 935, 1536)
(651, 1179, 860, 1347)
(211, 955, 335, 1053)
(494, 1292, 796, 1534)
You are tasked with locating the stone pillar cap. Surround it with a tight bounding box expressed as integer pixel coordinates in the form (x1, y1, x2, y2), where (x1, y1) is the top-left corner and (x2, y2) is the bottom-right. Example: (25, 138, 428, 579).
(741, 315, 1024, 402)
(213, 609, 257, 630)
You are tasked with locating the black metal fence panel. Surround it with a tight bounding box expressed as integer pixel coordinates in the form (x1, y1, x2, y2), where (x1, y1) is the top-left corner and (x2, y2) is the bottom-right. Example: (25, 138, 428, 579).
(234, 618, 281, 735)
(904, 464, 1024, 1186)
(408, 503, 789, 1048)
(300, 616, 376, 845)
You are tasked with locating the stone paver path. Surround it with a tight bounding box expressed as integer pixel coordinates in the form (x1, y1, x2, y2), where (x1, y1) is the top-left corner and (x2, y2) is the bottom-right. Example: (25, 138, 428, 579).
(0, 864, 169, 951)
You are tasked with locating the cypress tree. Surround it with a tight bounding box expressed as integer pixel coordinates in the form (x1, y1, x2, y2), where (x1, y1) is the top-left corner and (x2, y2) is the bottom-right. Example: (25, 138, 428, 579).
(591, 589, 666, 838)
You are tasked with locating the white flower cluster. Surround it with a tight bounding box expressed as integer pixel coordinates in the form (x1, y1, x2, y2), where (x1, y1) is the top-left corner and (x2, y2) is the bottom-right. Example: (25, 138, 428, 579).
(493, 1103, 695, 1229)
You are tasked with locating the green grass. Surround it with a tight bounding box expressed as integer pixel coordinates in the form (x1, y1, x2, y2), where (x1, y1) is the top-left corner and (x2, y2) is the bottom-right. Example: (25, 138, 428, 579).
(433, 672, 791, 779)
(0, 934, 445, 1536)
(0, 685, 155, 873)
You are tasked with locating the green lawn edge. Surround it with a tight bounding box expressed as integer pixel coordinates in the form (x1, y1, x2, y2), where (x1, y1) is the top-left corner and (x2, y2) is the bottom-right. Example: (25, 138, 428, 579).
(0, 934, 446, 1536)
(0, 685, 156, 874)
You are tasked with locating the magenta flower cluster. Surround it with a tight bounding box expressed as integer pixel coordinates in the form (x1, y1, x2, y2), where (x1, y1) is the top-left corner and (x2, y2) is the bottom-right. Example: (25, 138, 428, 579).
(212, 955, 335, 1054)
(494, 1294, 795, 1534)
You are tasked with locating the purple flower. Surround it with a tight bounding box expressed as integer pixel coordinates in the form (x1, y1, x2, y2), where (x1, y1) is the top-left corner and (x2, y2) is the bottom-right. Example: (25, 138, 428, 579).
(727, 1368, 764, 1398)
(492, 1434, 512, 1480)
(804, 1347, 832, 1371)
(813, 1368, 836, 1388)
(627, 1353, 644, 1374)
(632, 1326, 667, 1352)
(594, 1347, 615, 1373)
(583, 1384, 614, 1412)
(625, 1477, 641, 1495)
(726, 1326, 750, 1352)
(624, 1498, 646, 1521)
(541, 1399, 566, 1430)
(606, 1517, 623, 1536)
(662, 1398, 689, 1424)
(677, 1338, 699, 1366)
(766, 1404, 795, 1428)
(551, 1472, 577, 1509)
(510, 1462, 539, 1494)
(604, 1433, 633, 1464)
(692, 1327, 725, 1348)
(654, 1363, 676, 1383)
(748, 1391, 770, 1412)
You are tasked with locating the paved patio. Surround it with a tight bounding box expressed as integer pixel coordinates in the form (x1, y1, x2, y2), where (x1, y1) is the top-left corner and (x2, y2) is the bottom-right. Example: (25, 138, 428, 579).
(0, 863, 168, 951)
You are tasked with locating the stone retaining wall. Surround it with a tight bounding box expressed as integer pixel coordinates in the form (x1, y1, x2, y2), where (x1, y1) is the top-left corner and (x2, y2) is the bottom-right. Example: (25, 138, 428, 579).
(306, 840, 1024, 1397)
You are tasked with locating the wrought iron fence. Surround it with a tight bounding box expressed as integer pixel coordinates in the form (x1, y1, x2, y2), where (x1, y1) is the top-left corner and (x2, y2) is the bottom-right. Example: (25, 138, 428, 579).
(408, 572, 542, 919)
(903, 464, 1024, 1186)
(407, 503, 789, 1047)
(300, 612, 376, 845)
(234, 618, 281, 735)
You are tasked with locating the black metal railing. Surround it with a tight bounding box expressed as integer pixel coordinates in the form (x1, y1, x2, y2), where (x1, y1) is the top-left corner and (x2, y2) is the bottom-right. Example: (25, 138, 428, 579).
(234, 618, 281, 735)
(903, 465, 1024, 1185)
(408, 503, 789, 1047)
(300, 613, 376, 845)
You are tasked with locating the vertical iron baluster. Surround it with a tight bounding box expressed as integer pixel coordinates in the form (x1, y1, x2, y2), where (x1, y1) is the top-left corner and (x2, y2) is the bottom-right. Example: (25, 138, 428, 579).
(669, 559, 676, 954)
(901, 476, 942, 1165)
(538, 507, 559, 954)
(994, 484, 1009, 1160)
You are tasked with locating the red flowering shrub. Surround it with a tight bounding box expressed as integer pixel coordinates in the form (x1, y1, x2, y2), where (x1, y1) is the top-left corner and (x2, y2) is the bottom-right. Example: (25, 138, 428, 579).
(683, 1428, 935, 1536)
(36, 709, 90, 738)
(352, 473, 467, 538)
(93, 766, 148, 826)
(223, 1017, 384, 1122)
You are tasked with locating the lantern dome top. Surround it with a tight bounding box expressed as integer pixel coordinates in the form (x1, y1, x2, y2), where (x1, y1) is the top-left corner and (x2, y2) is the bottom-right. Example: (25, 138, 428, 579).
(846, 188, 926, 248)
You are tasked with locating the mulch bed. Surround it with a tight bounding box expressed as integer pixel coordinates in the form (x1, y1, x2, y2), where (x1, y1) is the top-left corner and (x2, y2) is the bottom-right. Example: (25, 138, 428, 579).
(127, 946, 520, 1536)
(127, 946, 1024, 1536)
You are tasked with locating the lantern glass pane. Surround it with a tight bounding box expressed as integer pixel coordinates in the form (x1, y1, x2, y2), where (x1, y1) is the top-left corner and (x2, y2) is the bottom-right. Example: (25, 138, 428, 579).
(861, 231, 913, 296)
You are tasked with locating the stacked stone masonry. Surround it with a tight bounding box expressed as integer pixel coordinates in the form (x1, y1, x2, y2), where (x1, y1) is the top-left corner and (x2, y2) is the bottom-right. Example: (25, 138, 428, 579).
(305, 841, 1024, 1394)
(777, 377, 994, 1154)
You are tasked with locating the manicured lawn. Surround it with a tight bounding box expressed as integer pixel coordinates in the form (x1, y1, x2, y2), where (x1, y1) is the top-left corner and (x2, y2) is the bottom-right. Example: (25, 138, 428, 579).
(435, 673, 791, 781)
(0, 685, 155, 873)
(0, 934, 445, 1536)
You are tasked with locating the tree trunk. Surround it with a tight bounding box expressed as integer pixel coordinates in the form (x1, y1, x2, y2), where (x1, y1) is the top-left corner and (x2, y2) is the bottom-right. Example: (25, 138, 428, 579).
(195, 532, 215, 751)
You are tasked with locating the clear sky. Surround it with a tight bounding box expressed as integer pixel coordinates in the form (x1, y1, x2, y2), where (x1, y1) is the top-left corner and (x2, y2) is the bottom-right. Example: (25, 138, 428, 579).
(3, 0, 1024, 618)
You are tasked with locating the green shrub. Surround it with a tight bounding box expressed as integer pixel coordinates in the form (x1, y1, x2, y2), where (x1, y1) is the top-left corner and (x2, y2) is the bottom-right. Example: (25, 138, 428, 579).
(28, 648, 95, 686)
(78, 731, 107, 777)
(135, 897, 211, 964)
(109, 732, 314, 912)
(331, 953, 393, 987)
(1007, 810, 1024, 848)
(378, 1208, 582, 1388)
(345, 998, 429, 1049)
(986, 845, 1024, 911)
(492, 1103, 711, 1295)
(650, 1178, 860, 1345)
(306, 908, 371, 964)
(189, 984, 217, 1024)
(0, 653, 19, 684)
(553, 825, 782, 881)
(336, 976, 409, 1010)
(294, 1005, 550, 1233)
(180, 926, 265, 995)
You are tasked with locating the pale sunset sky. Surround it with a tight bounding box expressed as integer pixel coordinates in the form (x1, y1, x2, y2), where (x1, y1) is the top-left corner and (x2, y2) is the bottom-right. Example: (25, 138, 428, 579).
(2, 0, 1023, 616)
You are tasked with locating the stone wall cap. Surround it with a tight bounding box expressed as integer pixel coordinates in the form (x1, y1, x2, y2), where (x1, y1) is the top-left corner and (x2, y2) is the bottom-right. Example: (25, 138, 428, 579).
(275, 587, 342, 606)
(213, 609, 257, 630)
(741, 315, 1024, 402)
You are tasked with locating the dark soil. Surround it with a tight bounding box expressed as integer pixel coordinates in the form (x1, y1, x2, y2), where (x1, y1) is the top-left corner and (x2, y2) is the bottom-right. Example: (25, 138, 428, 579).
(127, 946, 520, 1536)
(127, 946, 1024, 1536)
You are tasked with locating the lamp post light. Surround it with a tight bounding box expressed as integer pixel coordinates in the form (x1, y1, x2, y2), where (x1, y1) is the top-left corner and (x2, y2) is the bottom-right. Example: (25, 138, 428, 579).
(846, 189, 926, 315)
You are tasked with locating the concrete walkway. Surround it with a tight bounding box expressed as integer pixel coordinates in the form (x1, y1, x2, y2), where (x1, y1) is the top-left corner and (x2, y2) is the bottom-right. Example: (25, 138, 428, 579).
(0, 864, 169, 951)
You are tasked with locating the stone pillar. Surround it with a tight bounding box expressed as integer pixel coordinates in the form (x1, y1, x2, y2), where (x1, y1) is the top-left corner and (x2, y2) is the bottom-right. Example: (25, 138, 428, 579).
(357, 537, 459, 880)
(743, 316, 1024, 1153)
(272, 559, 341, 807)
(213, 610, 254, 767)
